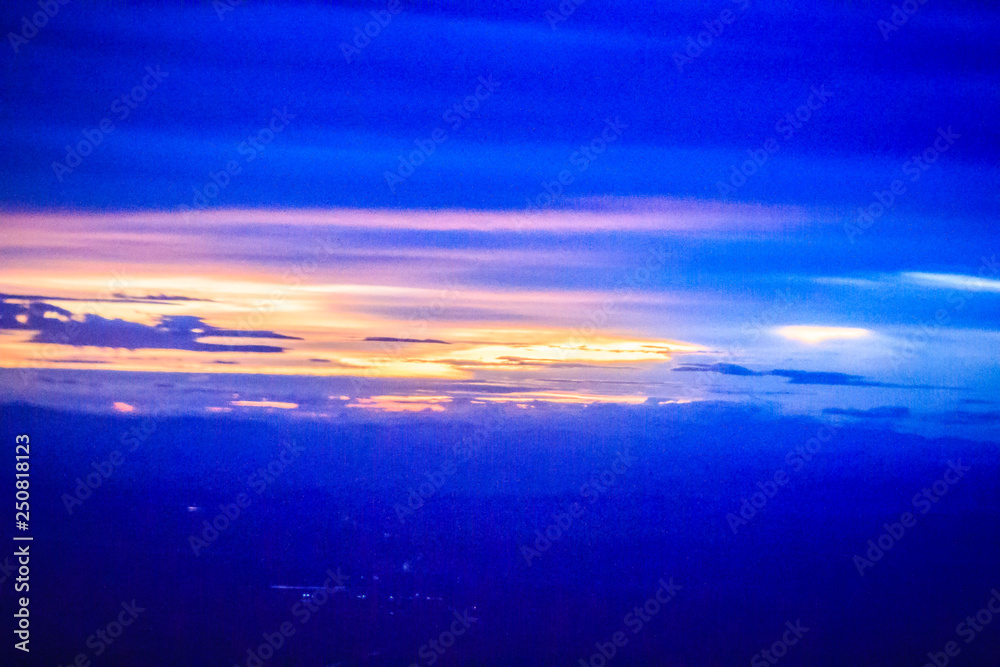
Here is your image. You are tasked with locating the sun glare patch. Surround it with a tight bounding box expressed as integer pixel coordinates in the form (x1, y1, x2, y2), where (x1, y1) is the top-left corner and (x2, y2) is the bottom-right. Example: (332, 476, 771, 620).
(776, 325, 871, 344)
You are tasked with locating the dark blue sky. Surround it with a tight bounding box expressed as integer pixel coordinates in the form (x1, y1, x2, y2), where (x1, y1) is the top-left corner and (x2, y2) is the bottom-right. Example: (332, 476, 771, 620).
(1, 0, 997, 217)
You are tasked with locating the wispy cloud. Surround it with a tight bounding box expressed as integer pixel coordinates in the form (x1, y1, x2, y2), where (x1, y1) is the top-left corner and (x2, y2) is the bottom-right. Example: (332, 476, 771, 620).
(902, 272, 1000, 293)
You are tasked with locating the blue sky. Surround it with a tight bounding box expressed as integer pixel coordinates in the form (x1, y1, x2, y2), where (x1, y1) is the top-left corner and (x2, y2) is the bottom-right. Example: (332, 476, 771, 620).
(1, 0, 998, 438)
(2, 0, 997, 212)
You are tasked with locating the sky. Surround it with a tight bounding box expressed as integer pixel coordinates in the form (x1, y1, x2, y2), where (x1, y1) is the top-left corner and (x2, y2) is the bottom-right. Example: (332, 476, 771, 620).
(1, 0, 998, 439)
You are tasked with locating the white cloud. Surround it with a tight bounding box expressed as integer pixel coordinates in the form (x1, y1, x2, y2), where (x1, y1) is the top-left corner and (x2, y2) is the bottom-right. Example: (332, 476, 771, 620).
(775, 325, 871, 344)
(902, 272, 1000, 293)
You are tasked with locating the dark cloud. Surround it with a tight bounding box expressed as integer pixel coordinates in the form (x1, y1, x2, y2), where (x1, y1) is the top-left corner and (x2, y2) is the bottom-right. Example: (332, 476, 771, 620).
(364, 337, 451, 345)
(0, 299, 74, 328)
(822, 406, 911, 419)
(0, 299, 299, 354)
(673, 363, 898, 388)
(768, 369, 889, 387)
(440, 357, 629, 370)
(365, 306, 537, 324)
(928, 410, 1000, 425)
(50, 358, 110, 365)
(673, 363, 761, 376)
(542, 378, 652, 387)
(452, 382, 537, 394)
(112, 293, 212, 302)
(0, 292, 211, 305)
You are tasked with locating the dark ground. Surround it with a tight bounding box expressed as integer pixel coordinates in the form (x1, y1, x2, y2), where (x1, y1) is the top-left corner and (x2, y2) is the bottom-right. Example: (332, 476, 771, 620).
(1, 402, 998, 666)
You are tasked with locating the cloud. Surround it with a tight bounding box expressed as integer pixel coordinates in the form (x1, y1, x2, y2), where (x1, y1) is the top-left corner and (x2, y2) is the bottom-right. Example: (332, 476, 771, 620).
(346, 395, 452, 413)
(927, 410, 1000, 425)
(673, 363, 760, 376)
(0, 298, 299, 353)
(112, 293, 213, 302)
(673, 363, 898, 387)
(775, 326, 871, 344)
(768, 369, 889, 387)
(230, 400, 298, 409)
(0, 291, 211, 305)
(441, 357, 636, 370)
(0, 299, 74, 328)
(822, 406, 911, 419)
(451, 382, 538, 394)
(50, 358, 110, 364)
(902, 272, 1000, 293)
(812, 271, 1000, 296)
(364, 337, 451, 345)
(50, 358, 110, 365)
(811, 277, 883, 289)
